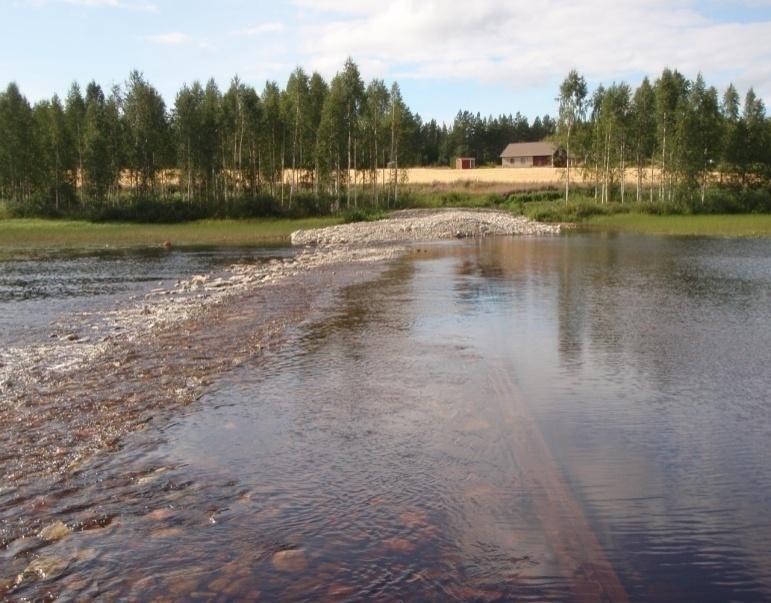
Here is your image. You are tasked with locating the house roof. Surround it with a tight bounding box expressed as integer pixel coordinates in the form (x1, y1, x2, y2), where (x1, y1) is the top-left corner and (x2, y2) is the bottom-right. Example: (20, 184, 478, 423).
(500, 142, 557, 158)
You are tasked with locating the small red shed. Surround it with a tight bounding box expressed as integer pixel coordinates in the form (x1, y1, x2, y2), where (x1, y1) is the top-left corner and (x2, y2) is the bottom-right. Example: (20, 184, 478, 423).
(455, 157, 476, 170)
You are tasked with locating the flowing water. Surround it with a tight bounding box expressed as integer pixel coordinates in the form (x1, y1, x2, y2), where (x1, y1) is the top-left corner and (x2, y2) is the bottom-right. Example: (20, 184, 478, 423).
(0, 245, 293, 347)
(2, 234, 771, 601)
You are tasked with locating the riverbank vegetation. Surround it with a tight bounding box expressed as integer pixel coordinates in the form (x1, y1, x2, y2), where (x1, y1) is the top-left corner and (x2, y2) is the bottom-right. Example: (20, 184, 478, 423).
(584, 214, 771, 237)
(0, 59, 768, 223)
(388, 189, 771, 236)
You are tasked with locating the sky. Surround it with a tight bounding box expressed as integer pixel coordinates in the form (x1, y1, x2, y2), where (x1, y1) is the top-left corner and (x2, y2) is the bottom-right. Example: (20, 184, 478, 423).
(2, 0, 771, 124)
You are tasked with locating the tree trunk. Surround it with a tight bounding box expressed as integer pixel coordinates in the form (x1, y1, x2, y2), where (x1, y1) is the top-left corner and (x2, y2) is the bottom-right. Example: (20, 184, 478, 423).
(565, 123, 571, 204)
(54, 144, 60, 211)
(660, 124, 666, 201)
(353, 137, 358, 209)
(347, 109, 352, 210)
(621, 142, 626, 204)
(291, 101, 299, 205)
(636, 151, 641, 203)
(280, 135, 285, 208)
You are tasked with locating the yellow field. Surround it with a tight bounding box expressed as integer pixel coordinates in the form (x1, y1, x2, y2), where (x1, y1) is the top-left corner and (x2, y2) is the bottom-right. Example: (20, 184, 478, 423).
(114, 166, 663, 190)
(342, 167, 661, 188)
(402, 167, 570, 185)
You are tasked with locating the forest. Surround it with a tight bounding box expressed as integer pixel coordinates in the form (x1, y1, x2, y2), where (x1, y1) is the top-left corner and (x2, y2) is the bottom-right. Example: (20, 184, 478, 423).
(0, 58, 769, 221)
(557, 68, 770, 212)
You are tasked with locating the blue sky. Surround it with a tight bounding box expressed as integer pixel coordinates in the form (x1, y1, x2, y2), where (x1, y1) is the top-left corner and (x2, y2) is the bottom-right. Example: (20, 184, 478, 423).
(2, 0, 770, 124)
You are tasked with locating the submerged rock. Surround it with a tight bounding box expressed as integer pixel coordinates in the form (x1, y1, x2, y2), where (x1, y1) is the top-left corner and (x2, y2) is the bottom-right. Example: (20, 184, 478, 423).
(144, 508, 175, 522)
(38, 520, 71, 542)
(383, 537, 416, 553)
(20, 555, 69, 581)
(271, 549, 308, 572)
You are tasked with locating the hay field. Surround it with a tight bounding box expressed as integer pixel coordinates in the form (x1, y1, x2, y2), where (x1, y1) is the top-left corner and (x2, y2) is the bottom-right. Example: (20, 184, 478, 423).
(114, 166, 660, 191)
(404, 167, 570, 185)
(351, 167, 661, 188)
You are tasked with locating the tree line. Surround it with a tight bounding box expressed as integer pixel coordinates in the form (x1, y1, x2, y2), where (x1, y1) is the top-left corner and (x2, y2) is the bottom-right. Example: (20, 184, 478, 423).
(1, 59, 768, 219)
(0, 58, 555, 218)
(557, 68, 770, 209)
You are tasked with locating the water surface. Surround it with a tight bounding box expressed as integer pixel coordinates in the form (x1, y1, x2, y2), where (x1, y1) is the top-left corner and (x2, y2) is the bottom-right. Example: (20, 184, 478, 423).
(2, 233, 770, 601)
(0, 245, 292, 346)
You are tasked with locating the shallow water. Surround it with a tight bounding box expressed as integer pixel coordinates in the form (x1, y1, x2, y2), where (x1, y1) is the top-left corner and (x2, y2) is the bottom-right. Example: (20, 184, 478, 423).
(0, 245, 293, 347)
(2, 233, 771, 601)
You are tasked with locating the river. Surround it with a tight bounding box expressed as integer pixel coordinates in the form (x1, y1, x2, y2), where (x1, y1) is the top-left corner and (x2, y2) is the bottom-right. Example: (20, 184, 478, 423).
(1, 233, 770, 601)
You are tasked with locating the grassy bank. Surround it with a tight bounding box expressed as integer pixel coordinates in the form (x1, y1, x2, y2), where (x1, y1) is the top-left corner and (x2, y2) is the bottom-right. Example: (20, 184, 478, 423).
(0, 217, 341, 249)
(583, 214, 771, 237)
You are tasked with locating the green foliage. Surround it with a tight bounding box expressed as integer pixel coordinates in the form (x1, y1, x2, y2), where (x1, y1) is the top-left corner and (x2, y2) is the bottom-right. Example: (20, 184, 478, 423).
(341, 208, 389, 223)
(0, 61, 769, 223)
(394, 190, 505, 210)
(505, 187, 771, 223)
(123, 71, 172, 194)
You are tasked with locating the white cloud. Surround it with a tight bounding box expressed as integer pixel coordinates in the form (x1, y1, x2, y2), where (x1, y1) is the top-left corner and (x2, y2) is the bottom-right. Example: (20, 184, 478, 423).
(231, 22, 285, 36)
(146, 31, 192, 45)
(292, 0, 771, 99)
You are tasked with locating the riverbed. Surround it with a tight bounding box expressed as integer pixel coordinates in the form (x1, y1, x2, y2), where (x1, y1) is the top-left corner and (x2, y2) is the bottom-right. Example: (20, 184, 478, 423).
(1, 228, 770, 601)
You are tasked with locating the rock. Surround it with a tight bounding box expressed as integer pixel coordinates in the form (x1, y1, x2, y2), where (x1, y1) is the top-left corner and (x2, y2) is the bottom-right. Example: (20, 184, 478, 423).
(38, 520, 71, 542)
(399, 508, 429, 528)
(22, 555, 69, 580)
(150, 527, 184, 539)
(74, 547, 98, 563)
(144, 508, 175, 521)
(383, 537, 415, 553)
(271, 549, 308, 572)
(327, 583, 357, 598)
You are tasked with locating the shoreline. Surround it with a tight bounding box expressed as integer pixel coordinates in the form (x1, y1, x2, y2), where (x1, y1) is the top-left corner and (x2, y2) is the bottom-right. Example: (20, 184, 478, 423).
(2, 209, 556, 490)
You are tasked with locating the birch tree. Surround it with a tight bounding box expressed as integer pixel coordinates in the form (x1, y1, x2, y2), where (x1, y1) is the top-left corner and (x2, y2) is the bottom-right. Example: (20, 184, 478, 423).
(261, 82, 283, 201)
(631, 77, 656, 202)
(284, 68, 310, 204)
(558, 70, 587, 203)
(720, 84, 741, 182)
(365, 79, 389, 205)
(654, 69, 689, 201)
(0, 84, 39, 204)
(389, 82, 405, 206)
(65, 83, 86, 201)
(123, 71, 171, 196)
(307, 72, 328, 196)
(340, 59, 364, 208)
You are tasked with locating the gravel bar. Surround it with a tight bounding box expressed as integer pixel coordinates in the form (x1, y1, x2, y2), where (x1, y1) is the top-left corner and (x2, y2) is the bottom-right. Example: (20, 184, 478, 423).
(291, 208, 562, 247)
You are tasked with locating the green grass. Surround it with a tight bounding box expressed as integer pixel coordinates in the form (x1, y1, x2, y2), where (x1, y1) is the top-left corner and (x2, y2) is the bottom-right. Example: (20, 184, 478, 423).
(584, 213, 771, 237)
(399, 190, 505, 209)
(0, 217, 341, 249)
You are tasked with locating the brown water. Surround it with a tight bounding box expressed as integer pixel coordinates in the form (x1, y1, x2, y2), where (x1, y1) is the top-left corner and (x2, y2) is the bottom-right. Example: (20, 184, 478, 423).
(2, 234, 771, 601)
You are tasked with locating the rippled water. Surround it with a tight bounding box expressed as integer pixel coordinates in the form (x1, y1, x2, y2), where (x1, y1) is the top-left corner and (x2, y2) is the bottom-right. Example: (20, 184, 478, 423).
(2, 234, 771, 601)
(0, 245, 293, 347)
